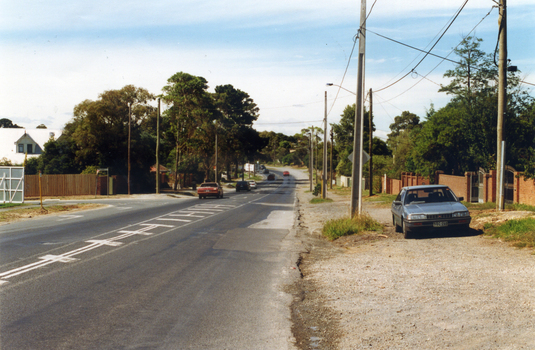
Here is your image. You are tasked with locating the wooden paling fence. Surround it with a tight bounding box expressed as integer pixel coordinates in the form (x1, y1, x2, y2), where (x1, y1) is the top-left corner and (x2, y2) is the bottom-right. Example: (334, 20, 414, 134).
(25, 174, 97, 197)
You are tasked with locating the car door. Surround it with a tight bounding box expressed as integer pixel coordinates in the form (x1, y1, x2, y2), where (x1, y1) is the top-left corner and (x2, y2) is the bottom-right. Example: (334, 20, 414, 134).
(392, 190, 405, 225)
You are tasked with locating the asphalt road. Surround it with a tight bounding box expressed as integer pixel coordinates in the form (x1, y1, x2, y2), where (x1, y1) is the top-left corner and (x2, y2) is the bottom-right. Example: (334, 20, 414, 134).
(0, 169, 304, 349)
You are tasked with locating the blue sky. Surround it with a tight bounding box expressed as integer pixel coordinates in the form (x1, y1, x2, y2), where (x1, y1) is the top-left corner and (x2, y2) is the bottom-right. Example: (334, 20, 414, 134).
(1, 0, 533, 140)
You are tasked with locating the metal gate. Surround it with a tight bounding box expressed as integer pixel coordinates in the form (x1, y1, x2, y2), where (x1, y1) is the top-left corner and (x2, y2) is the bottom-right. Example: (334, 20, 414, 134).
(469, 172, 479, 203)
(478, 169, 486, 203)
(504, 166, 515, 204)
(0, 166, 25, 203)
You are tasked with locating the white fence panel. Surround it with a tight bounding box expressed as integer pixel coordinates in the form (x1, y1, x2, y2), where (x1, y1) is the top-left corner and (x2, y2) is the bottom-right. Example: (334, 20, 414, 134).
(0, 166, 25, 204)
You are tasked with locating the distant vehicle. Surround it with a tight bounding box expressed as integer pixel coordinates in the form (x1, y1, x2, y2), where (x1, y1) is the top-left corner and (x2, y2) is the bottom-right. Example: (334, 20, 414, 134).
(263, 169, 269, 174)
(283, 171, 290, 176)
(267, 174, 275, 180)
(391, 185, 471, 239)
(248, 180, 257, 189)
(235, 181, 251, 192)
(197, 182, 224, 199)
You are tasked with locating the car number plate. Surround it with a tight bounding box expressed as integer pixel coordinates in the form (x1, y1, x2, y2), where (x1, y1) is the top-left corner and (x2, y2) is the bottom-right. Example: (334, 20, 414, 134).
(433, 221, 448, 227)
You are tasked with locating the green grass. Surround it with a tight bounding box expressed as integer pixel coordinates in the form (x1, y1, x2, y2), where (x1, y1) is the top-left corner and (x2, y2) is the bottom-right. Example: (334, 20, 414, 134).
(0, 203, 25, 209)
(310, 198, 333, 204)
(484, 217, 535, 249)
(322, 214, 382, 241)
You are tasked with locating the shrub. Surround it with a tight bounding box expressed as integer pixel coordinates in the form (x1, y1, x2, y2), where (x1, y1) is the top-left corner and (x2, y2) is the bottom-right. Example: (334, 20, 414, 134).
(322, 214, 382, 241)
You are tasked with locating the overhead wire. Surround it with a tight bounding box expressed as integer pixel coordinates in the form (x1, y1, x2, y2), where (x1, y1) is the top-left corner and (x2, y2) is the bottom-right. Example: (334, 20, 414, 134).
(326, 0, 378, 117)
(374, 0, 469, 93)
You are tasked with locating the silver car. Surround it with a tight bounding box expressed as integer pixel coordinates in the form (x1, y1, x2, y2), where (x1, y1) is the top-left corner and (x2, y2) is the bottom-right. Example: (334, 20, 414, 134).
(391, 185, 471, 238)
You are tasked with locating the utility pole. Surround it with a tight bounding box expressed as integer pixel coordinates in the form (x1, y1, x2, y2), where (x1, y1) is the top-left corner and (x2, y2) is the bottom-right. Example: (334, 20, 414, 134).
(351, 0, 366, 217)
(156, 98, 160, 194)
(322, 91, 327, 199)
(496, 0, 507, 211)
(215, 122, 218, 183)
(309, 131, 313, 191)
(330, 129, 334, 189)
(369, 88, 373, 197)
(128, 102, 131, 195)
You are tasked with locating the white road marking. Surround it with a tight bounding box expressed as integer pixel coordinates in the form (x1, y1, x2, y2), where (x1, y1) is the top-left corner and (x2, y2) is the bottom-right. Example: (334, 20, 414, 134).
(57, 215, 83, 221)
(0, 201, 248, 285)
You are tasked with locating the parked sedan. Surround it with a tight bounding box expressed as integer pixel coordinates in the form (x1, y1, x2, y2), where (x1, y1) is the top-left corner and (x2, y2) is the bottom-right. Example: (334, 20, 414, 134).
(248, 180, 257, 189)
(197, 182, 224, 199)
(391, 185, 471, 238)
(235, 181, 251, 192)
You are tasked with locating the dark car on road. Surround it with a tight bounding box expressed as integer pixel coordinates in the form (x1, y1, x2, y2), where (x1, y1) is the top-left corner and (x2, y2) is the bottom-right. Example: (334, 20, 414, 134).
(235, 181, 251, 192)
(267, 174, 275, 180)
(391, 185, 471, 238)
(197, 182, 224, 199)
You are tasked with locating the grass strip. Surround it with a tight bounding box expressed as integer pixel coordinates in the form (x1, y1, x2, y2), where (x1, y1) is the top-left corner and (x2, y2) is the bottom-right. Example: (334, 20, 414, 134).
(322, 214, 382, 241)
(484, 217, 535, 249)
(310, 198, 334, 204)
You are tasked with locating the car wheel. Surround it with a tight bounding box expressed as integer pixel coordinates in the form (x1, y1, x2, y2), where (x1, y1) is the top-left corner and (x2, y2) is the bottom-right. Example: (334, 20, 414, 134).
(393, 215, 401, 233)
(402, 219, 412, 239)
(236, 189, 239, 192)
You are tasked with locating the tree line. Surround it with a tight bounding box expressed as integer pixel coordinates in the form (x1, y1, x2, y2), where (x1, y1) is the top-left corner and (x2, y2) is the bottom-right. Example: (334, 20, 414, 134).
(5, 36, 534, 188)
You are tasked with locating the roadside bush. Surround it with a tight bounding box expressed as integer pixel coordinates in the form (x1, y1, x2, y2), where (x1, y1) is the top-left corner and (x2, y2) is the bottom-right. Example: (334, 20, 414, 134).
(322, 214, 382, 241)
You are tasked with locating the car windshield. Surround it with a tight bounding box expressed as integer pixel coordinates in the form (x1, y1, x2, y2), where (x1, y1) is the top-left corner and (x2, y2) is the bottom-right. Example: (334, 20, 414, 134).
(201, 183, 217, 187)
(404, 188, 457, 204)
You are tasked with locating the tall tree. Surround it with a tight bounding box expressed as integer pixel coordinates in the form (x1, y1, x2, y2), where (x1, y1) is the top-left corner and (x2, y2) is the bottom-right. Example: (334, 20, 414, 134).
(64, 85, 156, 183)
(162, 72, 212, 187)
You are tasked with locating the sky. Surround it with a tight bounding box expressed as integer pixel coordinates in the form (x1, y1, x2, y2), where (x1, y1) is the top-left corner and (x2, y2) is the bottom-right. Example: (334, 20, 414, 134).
(1, 0, 534, 141)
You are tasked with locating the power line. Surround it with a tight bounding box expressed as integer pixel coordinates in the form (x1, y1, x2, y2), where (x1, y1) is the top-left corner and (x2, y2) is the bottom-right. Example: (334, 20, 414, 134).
(326, 0, 378, 117)
(374, 0, 469, 93)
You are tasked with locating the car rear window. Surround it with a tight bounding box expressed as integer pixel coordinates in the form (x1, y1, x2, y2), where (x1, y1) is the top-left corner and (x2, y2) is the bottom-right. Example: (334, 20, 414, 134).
(201, 183, 217, 187)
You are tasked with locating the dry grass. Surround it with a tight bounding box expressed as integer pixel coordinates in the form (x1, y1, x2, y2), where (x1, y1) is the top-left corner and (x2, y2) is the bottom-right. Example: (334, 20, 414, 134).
(0, 204, 104, 224)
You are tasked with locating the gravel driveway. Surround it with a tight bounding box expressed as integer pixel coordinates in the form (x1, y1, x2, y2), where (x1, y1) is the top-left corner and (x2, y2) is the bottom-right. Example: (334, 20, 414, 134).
(291, 175, 535, 349)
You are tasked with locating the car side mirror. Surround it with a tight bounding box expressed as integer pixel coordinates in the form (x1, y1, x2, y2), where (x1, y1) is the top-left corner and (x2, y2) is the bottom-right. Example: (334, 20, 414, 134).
(458, 197, 464, 201)
(393, 200, 402, 206)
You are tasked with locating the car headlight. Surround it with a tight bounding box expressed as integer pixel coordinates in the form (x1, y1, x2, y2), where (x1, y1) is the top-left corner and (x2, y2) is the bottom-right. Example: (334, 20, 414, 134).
(453, 211, 470, 218)
(407, 214, 426, 220)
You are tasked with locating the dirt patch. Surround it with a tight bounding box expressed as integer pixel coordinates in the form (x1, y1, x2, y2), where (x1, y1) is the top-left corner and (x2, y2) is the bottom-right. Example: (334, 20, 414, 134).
(0, 203, 105, 225)
(470, 209, 535, 230)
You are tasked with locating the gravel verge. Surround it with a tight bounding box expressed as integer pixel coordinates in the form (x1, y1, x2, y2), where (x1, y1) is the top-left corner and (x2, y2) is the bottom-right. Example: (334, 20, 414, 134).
(291, 177, 535, 349)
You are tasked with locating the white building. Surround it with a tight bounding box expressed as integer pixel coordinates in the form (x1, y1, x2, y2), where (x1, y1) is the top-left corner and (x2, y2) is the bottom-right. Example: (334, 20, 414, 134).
(0, 128, 63, 165)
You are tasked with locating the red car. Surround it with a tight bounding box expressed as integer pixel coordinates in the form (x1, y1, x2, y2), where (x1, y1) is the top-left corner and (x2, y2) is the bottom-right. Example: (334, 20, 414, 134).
(283, 171, 290, 176)
(197, 182, 224, 199)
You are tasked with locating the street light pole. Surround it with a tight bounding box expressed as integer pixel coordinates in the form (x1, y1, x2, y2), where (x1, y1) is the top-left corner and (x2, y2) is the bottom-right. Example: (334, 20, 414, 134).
(156, 98, 160, 194)
(214, 121, 218, 183)
(322, 91, 327, 199)
(309, 131, 313, 191)
(128, 102, 131, 195)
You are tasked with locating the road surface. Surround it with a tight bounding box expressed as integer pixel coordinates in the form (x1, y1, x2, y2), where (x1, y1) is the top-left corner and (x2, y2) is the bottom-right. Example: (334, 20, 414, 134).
(0, 169, 303, 349)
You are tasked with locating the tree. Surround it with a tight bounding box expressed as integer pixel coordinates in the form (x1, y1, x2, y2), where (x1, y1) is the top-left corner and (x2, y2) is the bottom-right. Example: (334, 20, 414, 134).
(213, 84, 260, 177)
(408, 37, 535, 177)
(36, 124, 47, 129)
(64, 85, 156, 187)
(0, 118, 22, 128)
(331, 104, 373, 176)
(162, 72, 213, 187)
(387, 111, 420, 146)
